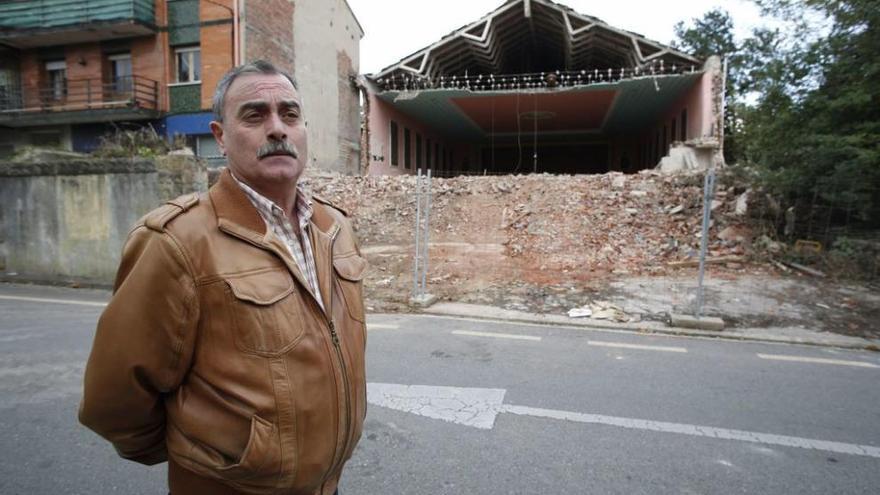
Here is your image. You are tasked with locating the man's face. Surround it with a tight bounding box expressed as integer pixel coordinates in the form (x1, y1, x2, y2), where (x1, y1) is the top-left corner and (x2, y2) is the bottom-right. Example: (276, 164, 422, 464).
(210, 73, 308, 194)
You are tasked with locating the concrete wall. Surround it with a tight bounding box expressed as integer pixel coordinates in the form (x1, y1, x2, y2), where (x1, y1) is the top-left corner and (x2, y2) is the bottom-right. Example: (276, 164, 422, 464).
(0, 156, 207, 285)
(292, 0, 363, 175)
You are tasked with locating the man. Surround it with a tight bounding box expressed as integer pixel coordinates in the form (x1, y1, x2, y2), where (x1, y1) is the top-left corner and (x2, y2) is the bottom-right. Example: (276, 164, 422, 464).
(79, 60, 368, 495)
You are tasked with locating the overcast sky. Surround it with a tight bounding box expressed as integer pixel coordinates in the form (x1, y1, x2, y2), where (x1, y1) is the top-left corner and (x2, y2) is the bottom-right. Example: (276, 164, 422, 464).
(346, 0, 768, 74)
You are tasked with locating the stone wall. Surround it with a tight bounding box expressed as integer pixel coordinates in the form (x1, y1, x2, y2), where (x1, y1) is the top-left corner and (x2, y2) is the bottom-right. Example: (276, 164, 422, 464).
(0, 155, 207, 286)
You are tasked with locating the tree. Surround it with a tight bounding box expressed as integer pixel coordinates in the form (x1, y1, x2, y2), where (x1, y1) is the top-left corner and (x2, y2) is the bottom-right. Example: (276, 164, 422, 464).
(745, 0, 880, 226)
(675, 1, 879, 234)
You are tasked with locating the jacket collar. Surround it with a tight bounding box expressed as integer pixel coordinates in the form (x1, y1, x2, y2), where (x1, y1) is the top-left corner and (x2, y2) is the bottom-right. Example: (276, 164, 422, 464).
(209, 168, 340, 317)
(210, 168, 268, 238)
(210, 168, 339, 238)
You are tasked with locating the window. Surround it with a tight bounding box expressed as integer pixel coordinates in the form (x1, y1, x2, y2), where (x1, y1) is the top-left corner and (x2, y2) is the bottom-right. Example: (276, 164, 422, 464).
(403, 128, 411, 169)
(390, 121, 399, 166)
(0, 67, 16, 110)
(175, 47, 201, 83)
(45, 60, 66, 100)
(680, 109, 688, 141)
(109, 53, 132, 93)
(416, 134, 422, 170)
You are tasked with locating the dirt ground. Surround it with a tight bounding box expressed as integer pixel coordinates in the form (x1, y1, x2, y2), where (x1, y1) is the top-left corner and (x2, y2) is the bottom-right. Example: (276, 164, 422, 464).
(303, 170, 880, 340)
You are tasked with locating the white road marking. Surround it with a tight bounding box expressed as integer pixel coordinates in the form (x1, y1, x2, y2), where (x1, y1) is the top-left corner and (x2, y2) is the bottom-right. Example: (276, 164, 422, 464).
(588, 340, 687, 353)
(368, 323, 400, 330)
(368, 383, 506, 429)
(0, 295, 107, 308)
(368, 382, 880, 459)
(503, 404, 880, 459)
(452, 330, 542, 341)
(0, 331, 50, 343)
(757, 353, 879, 368)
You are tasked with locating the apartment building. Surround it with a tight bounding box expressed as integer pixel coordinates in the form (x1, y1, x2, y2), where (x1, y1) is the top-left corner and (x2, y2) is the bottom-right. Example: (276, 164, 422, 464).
(0, 0, 363, 173)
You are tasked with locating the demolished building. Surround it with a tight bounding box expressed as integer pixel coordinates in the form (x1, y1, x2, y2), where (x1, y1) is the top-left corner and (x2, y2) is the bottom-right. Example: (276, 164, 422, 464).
(361, 0, 725, 176)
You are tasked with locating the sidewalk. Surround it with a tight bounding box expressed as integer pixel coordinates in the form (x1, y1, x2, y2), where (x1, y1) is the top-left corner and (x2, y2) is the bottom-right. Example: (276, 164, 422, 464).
(421, 302, 880, 350)
(2, 281, 878, 350)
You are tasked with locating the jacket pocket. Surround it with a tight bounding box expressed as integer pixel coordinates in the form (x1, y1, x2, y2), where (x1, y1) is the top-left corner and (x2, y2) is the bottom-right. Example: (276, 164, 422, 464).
(169, 414, 281, 483)
(225, 270, 304, 356)
(332, 254, 368, 323)
(214, 415, 280, 480)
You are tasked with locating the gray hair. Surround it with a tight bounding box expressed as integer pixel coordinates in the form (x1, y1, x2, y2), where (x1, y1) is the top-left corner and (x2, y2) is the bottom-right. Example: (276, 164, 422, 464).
(211, 60, 299, 122)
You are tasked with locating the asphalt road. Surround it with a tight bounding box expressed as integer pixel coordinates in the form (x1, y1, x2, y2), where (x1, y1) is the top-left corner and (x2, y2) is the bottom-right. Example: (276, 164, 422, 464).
(1, 283, 878, 494)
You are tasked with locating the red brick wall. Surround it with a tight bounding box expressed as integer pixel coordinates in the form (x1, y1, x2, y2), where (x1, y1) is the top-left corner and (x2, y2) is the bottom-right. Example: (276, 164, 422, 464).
(132, 0, 169, 111)
(20, 53, 40, 109)
(200, 0, 235, 110)
(64, 43, 103, 103)
(131, 35, 167, 111)
(244, 0, 295, 75)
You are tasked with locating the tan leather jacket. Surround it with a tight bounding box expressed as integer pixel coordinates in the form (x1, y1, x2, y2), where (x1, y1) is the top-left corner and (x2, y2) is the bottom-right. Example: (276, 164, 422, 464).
(79, 169, 368, 495)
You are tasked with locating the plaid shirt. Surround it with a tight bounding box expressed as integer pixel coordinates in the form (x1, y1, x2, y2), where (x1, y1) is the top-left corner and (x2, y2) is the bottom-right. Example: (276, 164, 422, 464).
(232, 174, 325, 311)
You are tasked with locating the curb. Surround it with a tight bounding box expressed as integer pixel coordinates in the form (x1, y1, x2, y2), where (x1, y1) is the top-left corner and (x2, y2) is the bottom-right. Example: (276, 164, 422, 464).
(416, 303, 880, 352)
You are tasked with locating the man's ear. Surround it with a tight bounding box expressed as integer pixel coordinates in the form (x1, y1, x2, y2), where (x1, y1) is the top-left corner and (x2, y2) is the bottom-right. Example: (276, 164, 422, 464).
(209, 121, 226, 156)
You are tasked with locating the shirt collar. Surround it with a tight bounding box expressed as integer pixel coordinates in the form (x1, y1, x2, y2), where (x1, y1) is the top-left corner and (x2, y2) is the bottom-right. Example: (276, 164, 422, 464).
(230, 172, 313, 228)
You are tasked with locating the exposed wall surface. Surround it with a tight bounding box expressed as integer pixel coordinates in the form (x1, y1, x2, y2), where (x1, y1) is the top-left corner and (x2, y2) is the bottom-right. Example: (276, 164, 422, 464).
(242, 0, 296, 73)
(292, 0, 362, 174)
(0, 156, 207, 285)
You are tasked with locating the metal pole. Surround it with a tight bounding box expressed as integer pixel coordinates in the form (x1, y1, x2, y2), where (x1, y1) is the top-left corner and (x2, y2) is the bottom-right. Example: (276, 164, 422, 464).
(420, 169, 432, 294)
(412, 169, 422, 298)
(695, 169, 716, 318)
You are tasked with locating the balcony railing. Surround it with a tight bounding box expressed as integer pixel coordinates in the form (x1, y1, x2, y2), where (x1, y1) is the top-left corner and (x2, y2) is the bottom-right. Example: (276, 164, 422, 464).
(0, 76, 159, 114)
(0, 0, 155, 30)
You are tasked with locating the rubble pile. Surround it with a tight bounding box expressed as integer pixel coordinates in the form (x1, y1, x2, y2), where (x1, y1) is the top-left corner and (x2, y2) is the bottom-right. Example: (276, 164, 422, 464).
(303, 169, 764, 310)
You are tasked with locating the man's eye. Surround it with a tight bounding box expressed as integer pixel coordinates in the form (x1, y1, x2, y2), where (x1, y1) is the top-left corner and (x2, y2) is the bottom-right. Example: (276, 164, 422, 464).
(284, 111, 299, 120)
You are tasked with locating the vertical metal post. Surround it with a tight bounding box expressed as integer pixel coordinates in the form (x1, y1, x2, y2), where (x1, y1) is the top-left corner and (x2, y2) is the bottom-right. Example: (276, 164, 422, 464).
(420, 169, 432, 294)
(412, 169, 423, 298)
(695, 169, 716, 318)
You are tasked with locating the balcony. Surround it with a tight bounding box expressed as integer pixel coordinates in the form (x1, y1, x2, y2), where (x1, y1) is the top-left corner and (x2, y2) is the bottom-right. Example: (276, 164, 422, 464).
(0, 75, 161, 127)
(0, 0, 157, 48)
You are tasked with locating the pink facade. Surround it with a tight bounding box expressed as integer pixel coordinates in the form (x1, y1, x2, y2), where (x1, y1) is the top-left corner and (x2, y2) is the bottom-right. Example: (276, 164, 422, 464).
(367, 93, 461, 176)
(628, 63, 720, 169)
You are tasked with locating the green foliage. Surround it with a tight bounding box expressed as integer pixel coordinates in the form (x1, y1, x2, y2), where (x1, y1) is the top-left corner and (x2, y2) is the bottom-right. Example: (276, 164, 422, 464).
(827, 237, 880, 280)
(675, 0, 880, 235)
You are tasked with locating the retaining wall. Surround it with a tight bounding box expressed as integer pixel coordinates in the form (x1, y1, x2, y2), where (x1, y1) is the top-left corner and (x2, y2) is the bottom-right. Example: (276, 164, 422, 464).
(0, 155, 207, 286)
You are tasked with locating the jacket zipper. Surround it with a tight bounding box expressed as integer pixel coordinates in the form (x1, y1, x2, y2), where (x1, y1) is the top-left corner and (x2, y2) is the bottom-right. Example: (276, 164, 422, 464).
(321, 225, 353, 487)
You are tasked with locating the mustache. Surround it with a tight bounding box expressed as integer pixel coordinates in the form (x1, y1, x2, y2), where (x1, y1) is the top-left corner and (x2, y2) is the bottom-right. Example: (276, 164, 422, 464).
(257, 140, 299, 159)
